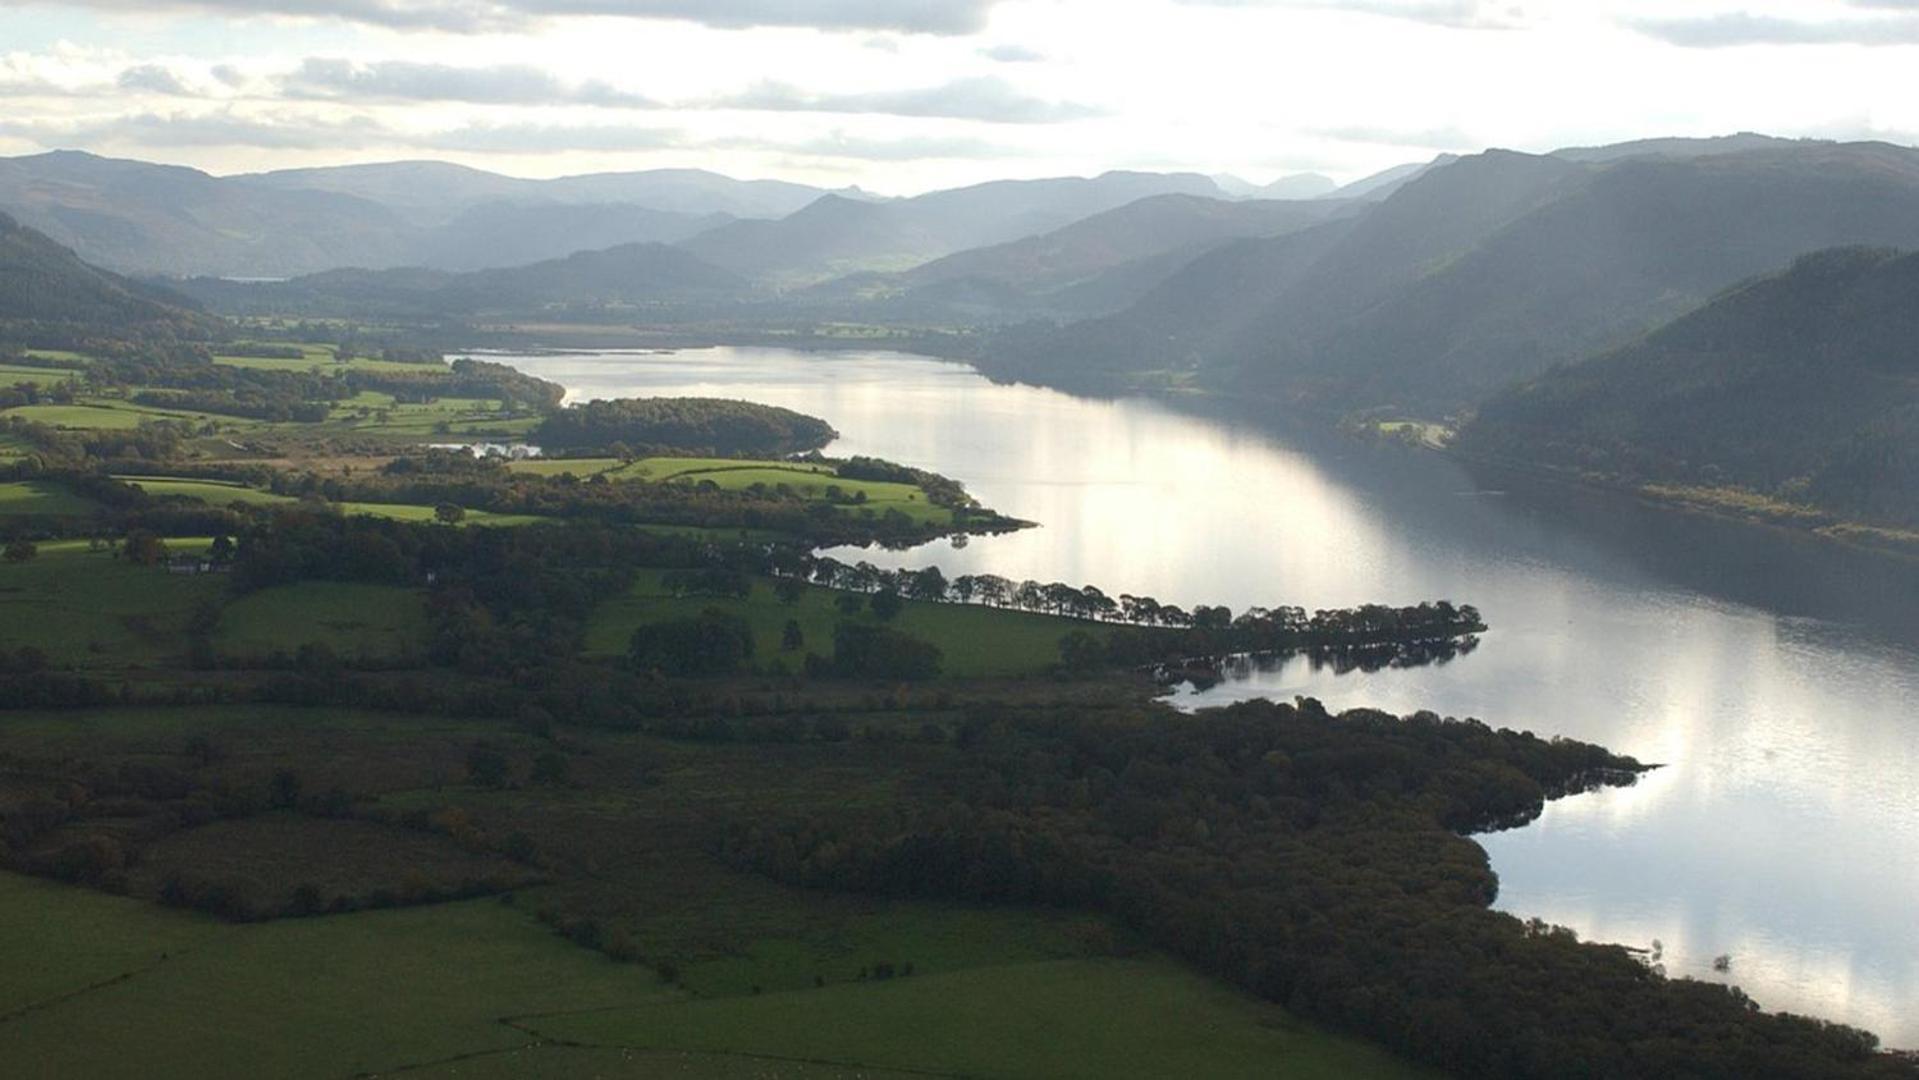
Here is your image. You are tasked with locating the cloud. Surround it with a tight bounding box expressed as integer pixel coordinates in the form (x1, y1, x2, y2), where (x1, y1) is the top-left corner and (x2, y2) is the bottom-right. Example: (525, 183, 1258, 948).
(1177, 0, 1528, 30)
(778, 131, 1015, 160)
(1313, 123, 1474, 149)
(23, 0, 1004, 35)
(1627, 11, 1919, 48)
(116, 63, 192, 95)
(979, 43, 1044, 62)
(717, 76, 1102, 124)
(1, 109, 392, 149)
(282, 58, 654, 107)
(421, 121, 684, 153)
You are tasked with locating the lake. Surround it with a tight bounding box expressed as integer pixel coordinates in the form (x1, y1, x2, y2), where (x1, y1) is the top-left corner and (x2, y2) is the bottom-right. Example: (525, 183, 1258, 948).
(482, 345, 1919, 1047)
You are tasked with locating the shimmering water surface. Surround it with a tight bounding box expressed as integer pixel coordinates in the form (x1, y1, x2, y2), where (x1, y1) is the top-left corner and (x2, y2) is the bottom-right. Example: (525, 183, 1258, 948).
(484, 346, 1919, 1045)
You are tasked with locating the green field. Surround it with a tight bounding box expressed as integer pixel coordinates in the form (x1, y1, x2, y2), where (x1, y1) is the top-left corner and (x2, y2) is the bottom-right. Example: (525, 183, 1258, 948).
(0, 870, 1426, 1080)
(512, 456, 955, 526)
(0, 480, 97, 516)
(214, 581, 430, 658)
(587, 571, 1101, 678)
(0, 363, 84, 388)
(0, 540, 222, 667)
(2, 399, 258, 431)
(212, 344, 442, 375)
(119, 476, 545, 527)
(0, 873, 678, 1080)
(530, 956, 1432, 1080)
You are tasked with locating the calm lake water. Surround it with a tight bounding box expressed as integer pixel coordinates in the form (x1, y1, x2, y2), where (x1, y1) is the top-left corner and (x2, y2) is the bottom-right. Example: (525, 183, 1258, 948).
(482, 346, 1919, 1047)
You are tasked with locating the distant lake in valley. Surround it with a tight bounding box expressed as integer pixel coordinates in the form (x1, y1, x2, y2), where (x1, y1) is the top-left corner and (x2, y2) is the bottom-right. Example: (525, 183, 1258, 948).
(481, 345, 1919, 1047)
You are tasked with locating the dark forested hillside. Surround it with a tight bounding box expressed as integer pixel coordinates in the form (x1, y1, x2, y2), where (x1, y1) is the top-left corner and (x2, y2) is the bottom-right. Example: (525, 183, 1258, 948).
(992, 141, 1919, 416)
(0, 211, 214, 336)
(1457, 246, 1919, 528)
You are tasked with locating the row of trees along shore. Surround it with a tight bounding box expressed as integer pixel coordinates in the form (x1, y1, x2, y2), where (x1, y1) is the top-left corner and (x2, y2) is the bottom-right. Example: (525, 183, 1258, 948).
(772, 550, 1483, 657)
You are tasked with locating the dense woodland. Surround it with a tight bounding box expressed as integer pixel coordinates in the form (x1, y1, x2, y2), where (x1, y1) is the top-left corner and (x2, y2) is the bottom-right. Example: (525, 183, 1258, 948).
(1458, 246, 1919, 528)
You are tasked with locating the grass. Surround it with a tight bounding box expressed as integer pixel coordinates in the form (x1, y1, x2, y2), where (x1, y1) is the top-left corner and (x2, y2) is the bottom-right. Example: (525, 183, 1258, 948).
(118, 476, 545, 527)
(0, 694, 1433, 1080)
(2, 399, 260, 431)
(0, 872, 680, 1080)
(212, 345, 442, 375)
(528, 956, 1435, 1080)
(511, 456, 956, 526)
(213, 581, 430, 659)
(0, 480, 97, 517)
(324, 392, 541, 438)
(0, 541, 225, 667)
(586, 571, 1101, 678)
(0, 869, 1428, 1080)
(0, 363, 84, 388)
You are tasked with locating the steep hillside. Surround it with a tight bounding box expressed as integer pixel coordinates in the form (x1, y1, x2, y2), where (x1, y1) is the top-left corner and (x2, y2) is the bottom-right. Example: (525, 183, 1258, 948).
(0, 210, 213, 335)
(1457, 246, 1919, 528)
(0, 151, 416, 278)
(900, 193, 1344, 295)
(995, 140, 1919, 415)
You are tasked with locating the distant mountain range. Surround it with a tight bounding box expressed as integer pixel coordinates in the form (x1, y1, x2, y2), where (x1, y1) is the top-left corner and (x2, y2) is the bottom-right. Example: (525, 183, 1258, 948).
(678, 171, 1248, 285)
(991, 137, 1919, 416)
(1458, 245, 1919, 528)
(179, 241, 746, 321)
(0, 152, 1351, 282)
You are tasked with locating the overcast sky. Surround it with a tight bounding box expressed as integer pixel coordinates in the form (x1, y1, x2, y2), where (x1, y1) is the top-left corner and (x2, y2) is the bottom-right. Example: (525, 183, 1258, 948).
(1, 0, 1916, 192)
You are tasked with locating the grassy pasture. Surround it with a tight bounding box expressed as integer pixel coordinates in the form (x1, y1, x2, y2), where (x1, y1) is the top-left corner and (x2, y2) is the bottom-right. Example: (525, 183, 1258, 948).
(0, 479, 97, 516)
(528, 956, 1435, 1080)
(0, 874, 680, 1080)
(214, 581, 430, 659)
(2, 399, 258, 431)
(119, 476, 545, 527)
(0, 363, 83, 388)
(586, 571, 1099, 678)
(510, 456, 955, 526)
(0, 541, 223, 667)
(212, 345, 439, 375)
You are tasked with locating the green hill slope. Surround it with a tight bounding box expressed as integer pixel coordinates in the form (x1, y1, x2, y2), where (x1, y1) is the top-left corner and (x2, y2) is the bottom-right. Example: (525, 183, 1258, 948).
(1456, 246, 1919, 528)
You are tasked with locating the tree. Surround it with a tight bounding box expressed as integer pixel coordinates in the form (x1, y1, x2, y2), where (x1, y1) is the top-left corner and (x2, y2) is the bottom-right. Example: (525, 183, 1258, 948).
(775, 578, 805, 606)
(209, 534, 235, 564)
(531, 750, 570, 787)
(434, 502, 467, 525)
(121, 529, 167, 567)
(269, 768, 302, 810)
(781, 619, 805, 652)
(467, 744, 510, 789)
(869, 588, 904, 621)
(628, 609, 755, 676)
(1058, 631, 1106, 674)
(3, 539, 36, 564)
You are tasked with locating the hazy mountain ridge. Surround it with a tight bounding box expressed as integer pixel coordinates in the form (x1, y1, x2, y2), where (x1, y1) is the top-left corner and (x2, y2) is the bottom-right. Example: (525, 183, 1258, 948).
(178, 240, 746, 320)
(1457, 245, 1919, 528)
(0, 152, 830, 278)
(798, 193, 1355, 322)
(678, 171, 1242, 285)
(992, 140, 1919, 415)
